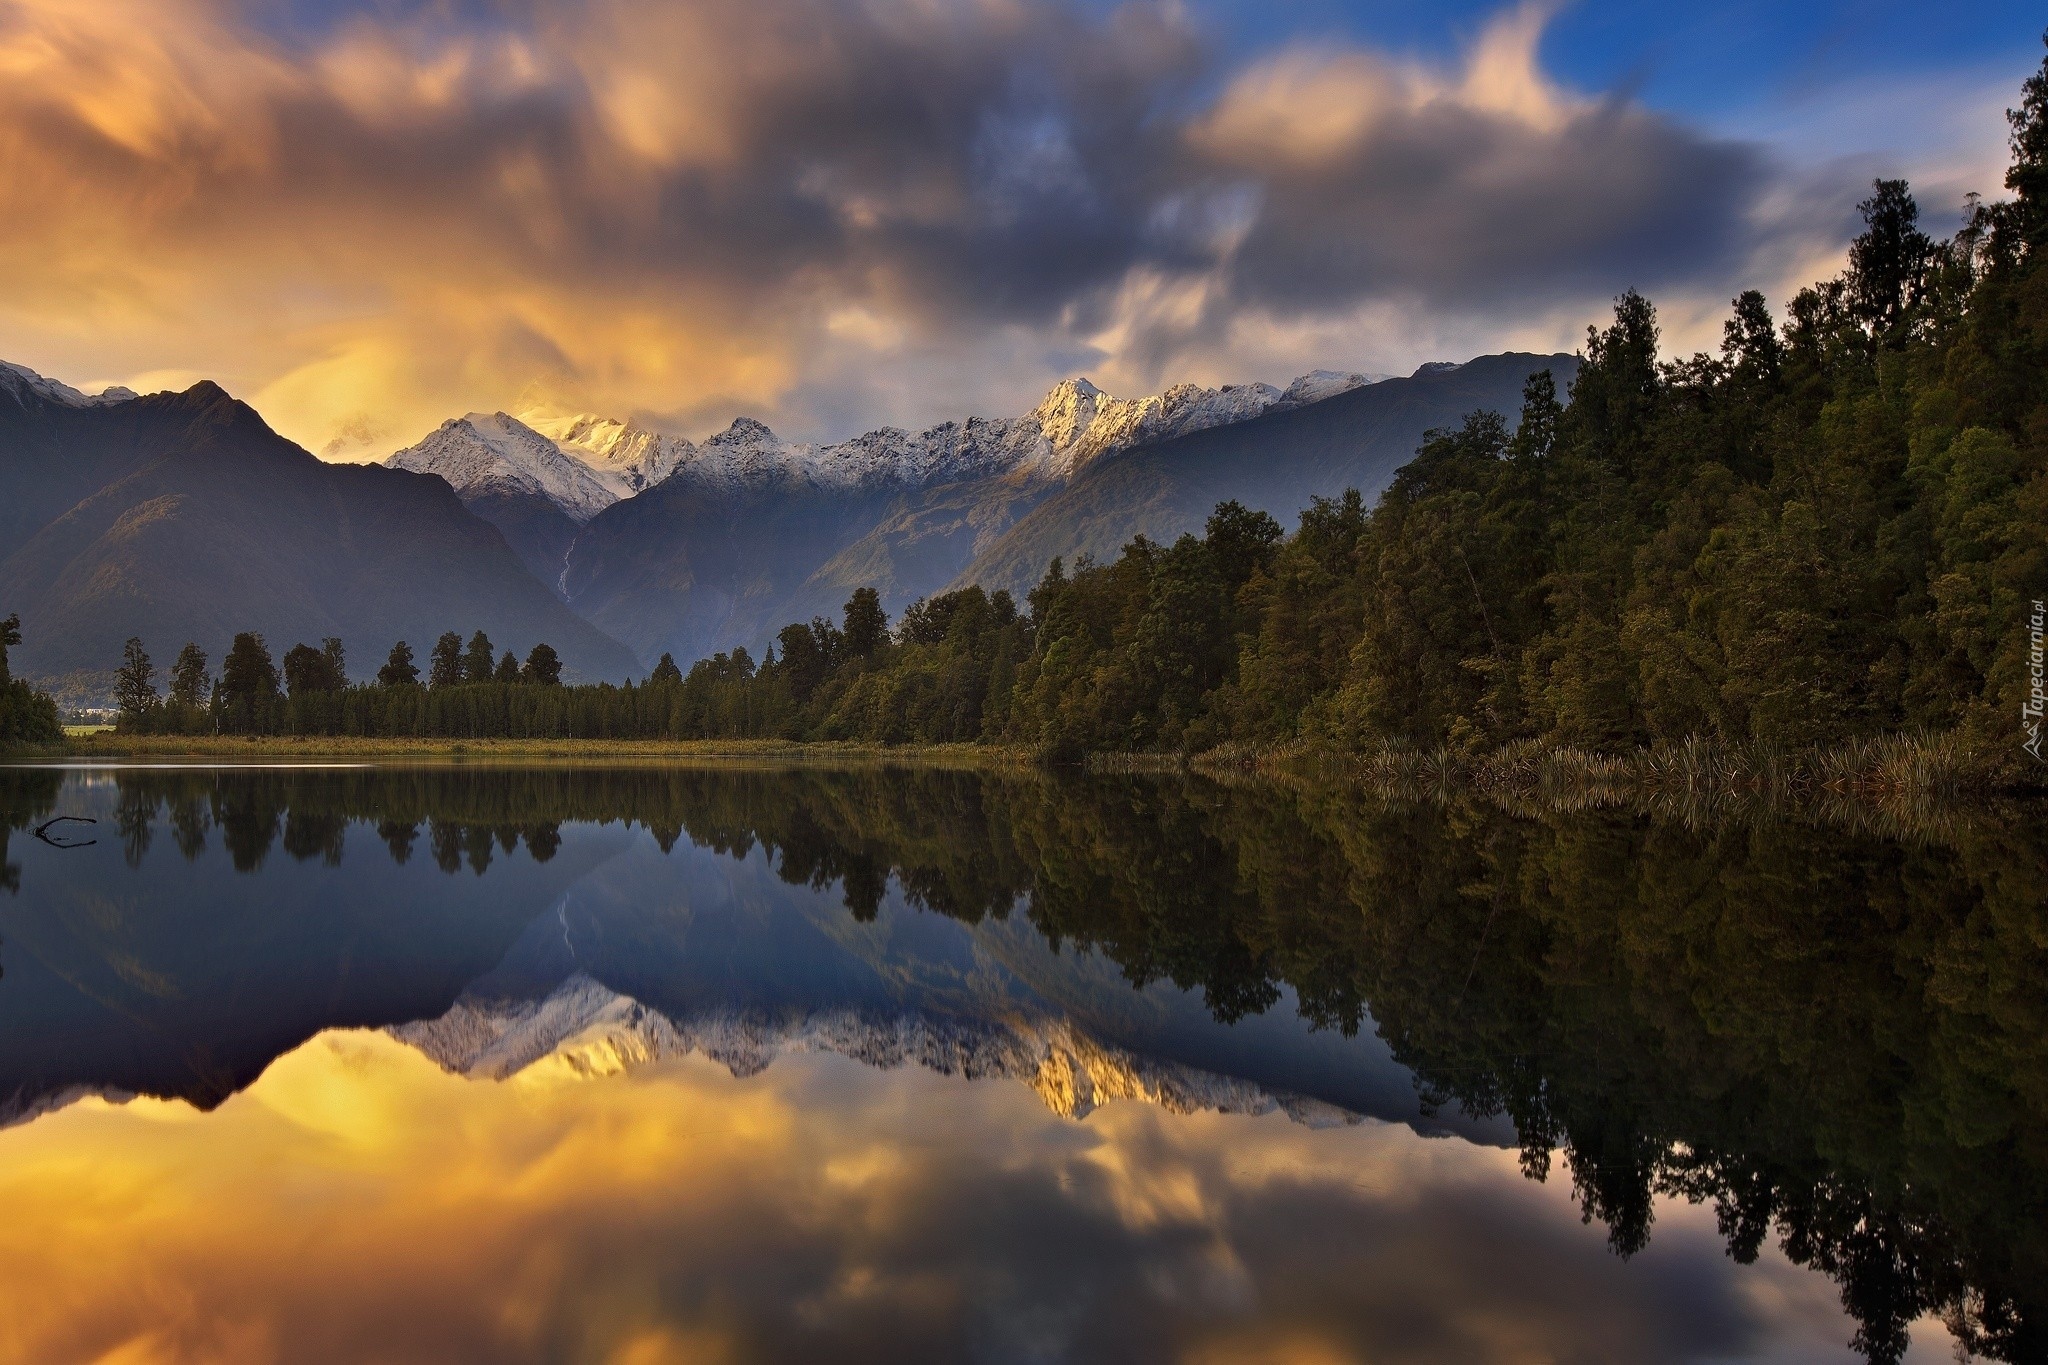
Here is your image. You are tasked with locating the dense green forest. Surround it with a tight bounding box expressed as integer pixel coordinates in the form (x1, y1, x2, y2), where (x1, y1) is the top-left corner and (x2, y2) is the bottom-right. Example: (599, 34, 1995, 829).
(82, 47, 2048, 767)
(12, 762, 2041, 1362)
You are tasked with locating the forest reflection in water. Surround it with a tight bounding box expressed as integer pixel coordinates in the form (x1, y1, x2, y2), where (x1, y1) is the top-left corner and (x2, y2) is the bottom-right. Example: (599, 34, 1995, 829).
(0, 762, 2041, 1364)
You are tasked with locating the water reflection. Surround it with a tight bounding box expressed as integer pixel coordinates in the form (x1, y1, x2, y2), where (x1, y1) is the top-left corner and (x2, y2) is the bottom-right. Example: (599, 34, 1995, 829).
(0, 763, 2041, 1364)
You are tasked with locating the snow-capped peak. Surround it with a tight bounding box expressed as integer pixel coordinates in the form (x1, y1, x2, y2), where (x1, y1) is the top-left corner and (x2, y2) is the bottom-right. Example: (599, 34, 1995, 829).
(1027, 377, 1108, 450)
(401, 363, 1387, 518)
(0, 360, 139, 410)
(1016, 375, 1285, 478)
(519, 408, 695, 498)
(1274, 370, 1386, 410)
(389, 974, 1360, 1127)
(386, 411, 621, 523)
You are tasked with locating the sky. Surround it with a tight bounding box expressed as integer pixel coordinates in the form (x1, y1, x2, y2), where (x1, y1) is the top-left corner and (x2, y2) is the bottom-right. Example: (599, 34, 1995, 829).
(0, 0, 2040, 458)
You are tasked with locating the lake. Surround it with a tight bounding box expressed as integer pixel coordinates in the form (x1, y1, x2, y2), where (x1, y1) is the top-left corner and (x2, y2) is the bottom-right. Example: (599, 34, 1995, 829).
(0, 762, 2040, 1364)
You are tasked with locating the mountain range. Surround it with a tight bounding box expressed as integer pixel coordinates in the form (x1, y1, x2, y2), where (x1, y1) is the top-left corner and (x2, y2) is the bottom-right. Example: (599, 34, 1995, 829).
(0, 350, 1575, 694)
(384, 371, 1375, 585)
(0, 363, 638, 690)
(388, 355, 1573, 670)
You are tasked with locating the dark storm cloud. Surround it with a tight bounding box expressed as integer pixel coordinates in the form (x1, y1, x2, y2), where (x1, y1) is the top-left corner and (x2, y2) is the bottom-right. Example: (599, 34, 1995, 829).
(1219, 99, 1768, 310)
(0, 0, 1797, 448)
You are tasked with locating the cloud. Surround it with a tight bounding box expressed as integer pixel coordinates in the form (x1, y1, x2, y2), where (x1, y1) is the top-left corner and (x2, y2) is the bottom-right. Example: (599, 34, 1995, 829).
(0, 0, 1884, 452)
(0, 1029, 1874, 1363)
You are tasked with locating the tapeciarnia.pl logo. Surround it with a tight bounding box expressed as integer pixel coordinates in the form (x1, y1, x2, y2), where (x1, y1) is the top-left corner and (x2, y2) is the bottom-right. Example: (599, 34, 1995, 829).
(2026, 598, 2045, 763)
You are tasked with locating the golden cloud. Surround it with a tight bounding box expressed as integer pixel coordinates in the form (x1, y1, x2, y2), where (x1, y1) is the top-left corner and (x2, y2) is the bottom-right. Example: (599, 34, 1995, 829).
(0, 0, 1788, 458)
(0, 1028, 1864, 1362)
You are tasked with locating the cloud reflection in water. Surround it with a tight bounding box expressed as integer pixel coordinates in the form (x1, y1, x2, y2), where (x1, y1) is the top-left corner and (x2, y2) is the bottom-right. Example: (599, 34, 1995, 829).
(0, 1028, 1890, 1365)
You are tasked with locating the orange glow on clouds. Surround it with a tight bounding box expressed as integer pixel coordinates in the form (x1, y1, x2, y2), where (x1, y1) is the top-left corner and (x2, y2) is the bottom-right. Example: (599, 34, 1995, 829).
(0, 0, 1812, 459)
(0, 1028, 1875, 1364)
(0, 0, 809, 458)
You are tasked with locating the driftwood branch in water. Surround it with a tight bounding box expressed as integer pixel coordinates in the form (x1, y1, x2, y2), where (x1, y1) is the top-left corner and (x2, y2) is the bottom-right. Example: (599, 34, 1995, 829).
(32, 816, 97, 849)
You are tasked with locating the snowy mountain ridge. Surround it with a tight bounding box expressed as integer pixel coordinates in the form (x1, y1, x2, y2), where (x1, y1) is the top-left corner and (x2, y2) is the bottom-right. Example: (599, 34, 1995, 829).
(384, 369, 1388, 518)
(0, 361, 138, 410)
(391, 973, 1364, 1127)
(386, 411, 622, 523)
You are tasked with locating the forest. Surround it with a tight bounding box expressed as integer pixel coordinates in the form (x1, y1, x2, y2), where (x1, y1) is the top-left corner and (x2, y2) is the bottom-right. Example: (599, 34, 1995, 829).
(63, 48, 2048, 770)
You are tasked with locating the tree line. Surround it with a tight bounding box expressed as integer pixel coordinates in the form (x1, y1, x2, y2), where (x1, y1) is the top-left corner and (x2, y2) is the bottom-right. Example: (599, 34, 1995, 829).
(114, 628, 566, 736)
(81, 43, 2048, 763)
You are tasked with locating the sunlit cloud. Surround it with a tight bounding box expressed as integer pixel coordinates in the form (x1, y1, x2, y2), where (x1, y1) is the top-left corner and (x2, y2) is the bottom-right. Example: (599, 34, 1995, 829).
(0, 1030, 1879, 1363)
(0, 0, 1957, 455)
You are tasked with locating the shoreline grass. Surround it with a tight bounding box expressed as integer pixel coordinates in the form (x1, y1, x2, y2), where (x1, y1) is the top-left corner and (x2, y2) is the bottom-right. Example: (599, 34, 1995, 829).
(10, 729, 2040, 805)
(17, 732, 1031, 768)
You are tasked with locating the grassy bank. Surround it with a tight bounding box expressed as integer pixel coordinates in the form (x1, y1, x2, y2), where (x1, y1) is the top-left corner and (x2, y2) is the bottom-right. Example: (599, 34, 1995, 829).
(15, 729, 2041, 803)
(31, 732, 1026, 767)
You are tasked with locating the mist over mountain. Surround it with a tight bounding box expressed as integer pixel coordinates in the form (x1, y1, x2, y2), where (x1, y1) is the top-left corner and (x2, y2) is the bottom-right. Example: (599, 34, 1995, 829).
(0, 364, 639, 689)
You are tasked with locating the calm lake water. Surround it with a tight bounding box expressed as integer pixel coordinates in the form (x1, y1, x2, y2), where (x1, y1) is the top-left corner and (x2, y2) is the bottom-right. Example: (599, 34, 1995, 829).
(0, 763, 2040, 1365)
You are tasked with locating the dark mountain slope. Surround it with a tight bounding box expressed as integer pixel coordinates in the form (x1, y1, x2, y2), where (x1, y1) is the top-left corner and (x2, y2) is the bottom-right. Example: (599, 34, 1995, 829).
(562, 354, 1574, 668)
(564, 479, 901, 669)
(956, 352, 1578, 598)
(462, 488, 583, 590)
(774, 476, 1050, 628)
(0, 377, 638, 685)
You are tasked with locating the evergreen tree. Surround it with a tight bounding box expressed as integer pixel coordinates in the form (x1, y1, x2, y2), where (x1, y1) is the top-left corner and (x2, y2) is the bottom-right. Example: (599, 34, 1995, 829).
(0, 612, 17, 685)
(522, 642, 563, 686)
(1565, 287, 1660, 476)
(776, 621, 833, 703)
(378, 641, 420, 688)
(283, 642, 344, 695)
(650, 653, 683, 685)
(2007, 32, 2048, 254)
(1846, 179, 1934, 343)
(1511, 369, 1562, 461)
(463, 630, 495, 684)
(169, 644, 209, 708)
(428, 632, 464, 689)
(217, 634, 278, 718)
(322, 637, 346, 686)
(1722, 289, 1783, 383)
(843, 588, 888, 661)
(115, 638, 158, 719)
(494, 650, 521, 683)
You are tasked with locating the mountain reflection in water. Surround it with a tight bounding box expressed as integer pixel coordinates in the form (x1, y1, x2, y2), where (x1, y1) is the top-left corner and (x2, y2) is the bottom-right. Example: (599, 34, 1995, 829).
(0, 763, 2040, 1365)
